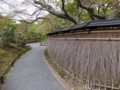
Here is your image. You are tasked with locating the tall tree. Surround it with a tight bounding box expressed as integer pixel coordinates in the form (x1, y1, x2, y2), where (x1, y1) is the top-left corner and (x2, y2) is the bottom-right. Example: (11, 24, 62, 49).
(0, 0, 120, 26)
(76, 0, 120, 20)
(33, 0, 79, 24)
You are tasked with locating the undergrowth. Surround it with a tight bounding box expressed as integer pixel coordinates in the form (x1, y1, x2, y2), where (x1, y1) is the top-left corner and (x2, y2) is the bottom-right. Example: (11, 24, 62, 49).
(0, 44, 26, 76)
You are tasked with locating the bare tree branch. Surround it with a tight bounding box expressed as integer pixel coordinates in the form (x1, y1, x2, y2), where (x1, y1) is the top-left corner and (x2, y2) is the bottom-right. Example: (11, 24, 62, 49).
(19, 15, 61, 29)
(76, 0, 105, 20)
(0, 0, 14, 8)
(31, 9, 40, 16)
(74, 0, 83, 22)
(61, 0, 79, 24)
(34, 0, 79, 24)
(61, 0, 67, 15)
(19, 16, 47, 24)
(36, 11, 42, 18)
(25, 0, 45, 10)
(102, 2, 110, 16)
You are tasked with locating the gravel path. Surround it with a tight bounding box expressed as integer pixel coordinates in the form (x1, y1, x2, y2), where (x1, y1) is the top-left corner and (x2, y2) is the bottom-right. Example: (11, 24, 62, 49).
(4, 43, 67, 90)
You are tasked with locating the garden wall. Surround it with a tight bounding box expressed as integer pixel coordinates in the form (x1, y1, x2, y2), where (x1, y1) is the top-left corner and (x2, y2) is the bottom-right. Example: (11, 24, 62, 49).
(47, 30, 120, 87)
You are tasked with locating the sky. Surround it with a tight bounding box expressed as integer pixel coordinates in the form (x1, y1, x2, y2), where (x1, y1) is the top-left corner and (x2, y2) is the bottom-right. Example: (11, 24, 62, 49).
(0, 0, 48, 22)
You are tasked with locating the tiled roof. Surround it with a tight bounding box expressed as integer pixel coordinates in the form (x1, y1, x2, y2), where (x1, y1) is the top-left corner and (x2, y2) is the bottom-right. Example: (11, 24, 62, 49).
(48, 19, 120, 35)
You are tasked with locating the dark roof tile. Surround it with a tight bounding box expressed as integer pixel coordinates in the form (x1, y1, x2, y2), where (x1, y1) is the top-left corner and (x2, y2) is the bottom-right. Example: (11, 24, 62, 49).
(48, 19, 120, 35)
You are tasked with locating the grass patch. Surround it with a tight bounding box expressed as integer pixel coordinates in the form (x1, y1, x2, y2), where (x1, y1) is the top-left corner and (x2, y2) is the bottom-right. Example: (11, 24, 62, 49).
(0, 44, 27, 76)
(0, 49, 11, 59)
(0, 49, 7, 56)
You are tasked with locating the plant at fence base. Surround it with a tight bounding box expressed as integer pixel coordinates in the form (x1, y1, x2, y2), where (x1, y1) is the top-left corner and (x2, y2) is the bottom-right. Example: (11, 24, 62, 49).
(15, 32, 27, 47)
(0, 27, 15, 46)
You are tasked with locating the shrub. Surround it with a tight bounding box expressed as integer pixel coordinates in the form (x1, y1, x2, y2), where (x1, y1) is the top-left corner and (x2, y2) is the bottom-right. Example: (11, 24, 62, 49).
(15, 32, 27, 47)
(1, 27, 15, 46)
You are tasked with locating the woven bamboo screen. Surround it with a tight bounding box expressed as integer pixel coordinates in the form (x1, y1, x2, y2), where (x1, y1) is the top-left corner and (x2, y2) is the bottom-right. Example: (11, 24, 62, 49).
(47, 30, 120, 86)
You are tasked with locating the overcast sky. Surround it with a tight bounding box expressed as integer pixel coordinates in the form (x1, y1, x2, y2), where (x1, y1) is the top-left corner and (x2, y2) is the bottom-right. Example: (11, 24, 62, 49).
(0, 0, 48, 21)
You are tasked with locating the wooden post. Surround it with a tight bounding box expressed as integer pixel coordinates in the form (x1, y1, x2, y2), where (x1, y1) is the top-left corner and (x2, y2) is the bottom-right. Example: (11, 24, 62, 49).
(112, 82, 114, 90)
(0, 76, 4, 84)
(99, 81, 101, 90)
(119, 84, 120, 90)
(104, 82, 106, 90)
(0, 77, 2, 90)
(11, 61, 14, 67)
(89, 79, 92, 90)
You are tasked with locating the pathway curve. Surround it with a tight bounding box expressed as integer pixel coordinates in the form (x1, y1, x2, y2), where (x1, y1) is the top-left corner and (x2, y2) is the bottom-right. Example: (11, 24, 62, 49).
(4, 43, 67, 90)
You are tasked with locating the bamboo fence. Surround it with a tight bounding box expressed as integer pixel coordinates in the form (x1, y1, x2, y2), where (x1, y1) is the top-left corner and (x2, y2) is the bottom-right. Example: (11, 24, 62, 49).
(47, 31, 120, 90)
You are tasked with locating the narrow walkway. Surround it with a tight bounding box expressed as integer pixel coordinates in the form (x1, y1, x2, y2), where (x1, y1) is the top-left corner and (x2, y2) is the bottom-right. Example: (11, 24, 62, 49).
(4, 43, 67, 90)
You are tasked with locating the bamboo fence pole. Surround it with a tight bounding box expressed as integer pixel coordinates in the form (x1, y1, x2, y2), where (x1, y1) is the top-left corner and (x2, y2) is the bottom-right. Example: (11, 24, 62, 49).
(105, 82, 107, 90)
(112, 82, 114, 90)
(99, 81, 101, 90)
(50, 38, 120, 41)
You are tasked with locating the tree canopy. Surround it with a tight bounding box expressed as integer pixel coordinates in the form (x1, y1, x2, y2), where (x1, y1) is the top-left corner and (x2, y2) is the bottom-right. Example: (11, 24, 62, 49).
(1, 0, 120, 25)
(0, 0, 120, 36)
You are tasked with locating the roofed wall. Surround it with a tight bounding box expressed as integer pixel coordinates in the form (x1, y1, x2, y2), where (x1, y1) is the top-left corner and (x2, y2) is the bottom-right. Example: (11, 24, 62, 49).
(47, 30, 120, 88)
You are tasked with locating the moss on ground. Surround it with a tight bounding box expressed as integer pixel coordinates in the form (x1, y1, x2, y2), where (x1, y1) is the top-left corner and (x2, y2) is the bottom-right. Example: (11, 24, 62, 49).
(0, 44, 26, 76)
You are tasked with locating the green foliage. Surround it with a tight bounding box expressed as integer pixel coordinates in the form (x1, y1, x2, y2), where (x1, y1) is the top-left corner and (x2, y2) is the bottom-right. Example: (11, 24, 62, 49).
(0, 16, 27, 47)
(35, 14, 73, 36)
(27, 24, 41, 40)
(0, 15, 16, 30)
(65, 2, 90, 22)
(33, 2, 91, 37)
(80, 10, 91, 22)
(65, 2, 76, 18)
(27, 25, 37, 38)
(1, 27, 15, 46)
(36, 19, 56, 35)
(0, 49, 7, 56)
(16, 22, 30, 33)
(15, 32, 27, 47)
(0, 48, 9, 60)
